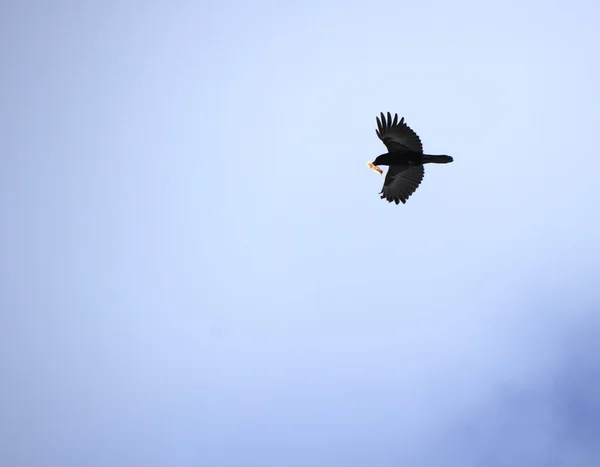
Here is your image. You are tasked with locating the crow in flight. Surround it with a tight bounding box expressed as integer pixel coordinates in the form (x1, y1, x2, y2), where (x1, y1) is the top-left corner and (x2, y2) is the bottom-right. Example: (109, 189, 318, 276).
(367, 112, 453, 205)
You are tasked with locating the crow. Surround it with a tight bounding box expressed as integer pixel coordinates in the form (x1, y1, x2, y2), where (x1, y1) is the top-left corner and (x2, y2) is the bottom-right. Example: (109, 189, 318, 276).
(367, 112, 453, 205)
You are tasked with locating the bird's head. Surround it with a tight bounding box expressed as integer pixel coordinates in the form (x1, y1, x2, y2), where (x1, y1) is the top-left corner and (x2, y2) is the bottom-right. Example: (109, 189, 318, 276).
(366, 154, 390, 174)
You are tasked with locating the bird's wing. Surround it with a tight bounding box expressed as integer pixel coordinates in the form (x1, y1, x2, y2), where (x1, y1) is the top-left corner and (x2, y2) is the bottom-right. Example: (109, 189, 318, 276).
(376, 112, 423, 153)
(381, 164, 424, 204)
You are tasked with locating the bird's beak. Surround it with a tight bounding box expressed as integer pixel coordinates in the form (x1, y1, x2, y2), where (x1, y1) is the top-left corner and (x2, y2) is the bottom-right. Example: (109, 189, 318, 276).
(367, 161, 383, 174)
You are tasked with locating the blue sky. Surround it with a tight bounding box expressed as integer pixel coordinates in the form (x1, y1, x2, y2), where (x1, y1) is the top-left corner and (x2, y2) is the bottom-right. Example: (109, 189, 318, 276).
(1, 1, 600, 466)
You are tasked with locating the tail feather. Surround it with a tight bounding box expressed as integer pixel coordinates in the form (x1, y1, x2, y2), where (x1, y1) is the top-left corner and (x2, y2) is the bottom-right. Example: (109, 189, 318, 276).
(423, 154, 453, 164)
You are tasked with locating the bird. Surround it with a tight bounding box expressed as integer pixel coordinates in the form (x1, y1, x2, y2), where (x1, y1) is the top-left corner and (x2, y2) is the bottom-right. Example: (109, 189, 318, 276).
(367, 112, 453, 205)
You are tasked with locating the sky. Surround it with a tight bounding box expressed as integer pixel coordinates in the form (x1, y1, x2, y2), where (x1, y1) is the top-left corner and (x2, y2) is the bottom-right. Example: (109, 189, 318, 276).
(1, 0, 600, 466)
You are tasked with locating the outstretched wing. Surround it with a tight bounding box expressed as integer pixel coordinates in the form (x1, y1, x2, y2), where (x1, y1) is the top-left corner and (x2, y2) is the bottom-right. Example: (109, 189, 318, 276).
(381, 164, 424, 204)
(376, 112, 423, 153)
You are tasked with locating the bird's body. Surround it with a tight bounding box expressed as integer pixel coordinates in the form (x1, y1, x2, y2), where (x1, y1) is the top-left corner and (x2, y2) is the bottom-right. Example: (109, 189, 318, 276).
(368, 112, 453, 205)
(373, 151, 453, 166)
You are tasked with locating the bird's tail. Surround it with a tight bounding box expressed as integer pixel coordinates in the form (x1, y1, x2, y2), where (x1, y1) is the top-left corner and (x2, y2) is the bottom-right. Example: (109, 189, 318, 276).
(423, 154, 453, 164)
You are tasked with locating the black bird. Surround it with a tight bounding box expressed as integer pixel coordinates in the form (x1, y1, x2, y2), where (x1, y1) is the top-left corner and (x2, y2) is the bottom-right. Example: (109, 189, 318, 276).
(367, 112, 453, 205)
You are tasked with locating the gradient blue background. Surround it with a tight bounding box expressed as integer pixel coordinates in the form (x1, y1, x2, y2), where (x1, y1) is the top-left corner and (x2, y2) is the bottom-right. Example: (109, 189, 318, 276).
(2, 1, 600, 466)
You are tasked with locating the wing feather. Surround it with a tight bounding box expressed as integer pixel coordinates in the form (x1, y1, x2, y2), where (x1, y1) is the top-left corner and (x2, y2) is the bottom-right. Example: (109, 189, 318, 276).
(380, 164, 425, 204)
(376, 112, 423, 153)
